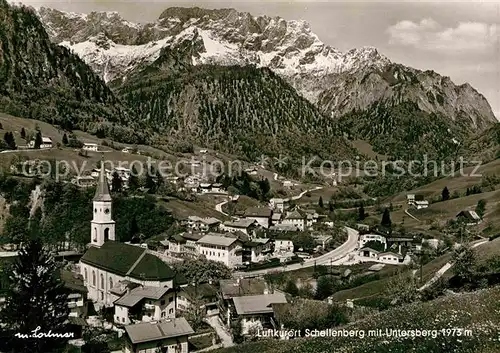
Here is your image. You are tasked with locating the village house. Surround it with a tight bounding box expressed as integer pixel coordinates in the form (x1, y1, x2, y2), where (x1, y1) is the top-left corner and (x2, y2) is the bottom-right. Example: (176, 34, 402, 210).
(269, 198, 286, 213)
(242, 238, 272, 263)
(274, 237, 294, 255)
(243, 207, 272, 229)
(60, 268, 88, 319)
(211, 183, 224, 193)
(186, 216, 221, 232)
(407, 194, 428, 209)
(198, 183, 212, 194)
(123, 317, 194, 353)
(176, 282, 218, 315)
(122, 147, 133, 153)
(28, 136, 52, 149)
(113, 286, 177, 325)
(271, 213, 283, 225)
(218, 277, 270, 326)
(197, 234, 243, 268)
(358, 247, 409, 265)
(456, 210, 482, 226)
(358, 234, 387, 249)
(282, 209, 306, 231)
(231, 292, 288, 335)
(282, 180, 293, 188)
(72, 175, 96, 188)
(82, 143, 99, 152)
(79, 164, 181, 310)
(165, 233, 203, 258)
(220, 219, 258, 237)
(269, 224, 299, 232)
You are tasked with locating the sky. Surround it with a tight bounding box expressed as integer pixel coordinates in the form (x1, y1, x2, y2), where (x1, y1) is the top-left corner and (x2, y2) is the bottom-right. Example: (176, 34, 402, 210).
(14, 0, 500, 119)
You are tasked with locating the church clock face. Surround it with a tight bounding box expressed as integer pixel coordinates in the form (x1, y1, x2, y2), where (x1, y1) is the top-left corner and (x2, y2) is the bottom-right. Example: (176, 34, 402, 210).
(104, 208, 110, 214)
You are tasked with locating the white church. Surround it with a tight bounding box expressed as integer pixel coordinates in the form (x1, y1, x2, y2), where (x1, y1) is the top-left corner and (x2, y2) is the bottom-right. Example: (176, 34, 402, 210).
(79, 162, 183, 323)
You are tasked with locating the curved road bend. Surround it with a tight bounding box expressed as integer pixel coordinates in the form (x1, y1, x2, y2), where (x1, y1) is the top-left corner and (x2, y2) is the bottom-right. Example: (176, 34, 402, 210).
(234, 227, 359, 277)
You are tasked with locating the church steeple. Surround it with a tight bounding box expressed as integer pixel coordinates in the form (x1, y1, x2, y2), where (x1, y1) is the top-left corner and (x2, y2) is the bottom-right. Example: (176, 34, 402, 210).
(91, 157, 115, 247)
(94, 159, 112, 202)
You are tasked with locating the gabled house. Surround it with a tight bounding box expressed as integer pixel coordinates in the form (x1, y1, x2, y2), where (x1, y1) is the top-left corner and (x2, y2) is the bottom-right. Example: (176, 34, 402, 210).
(456, 210, 482, 225)
(358, 234, 387, 249)
(274, 237, 294, 255)
(114, 286, 177, 325)
(243, 238, 272, 263)
(231, 292, 288, 335)
(197, 234, 243, 268)
(220, 219, 258, 236)
(269, 198, 286, 213)
(166, 233, 203, 257)
(244, 207, 272, 229)
(177, 282, 218, 315)
(282, 209, 306, 231)
(123, 317, 194, 353)
(186, 216, 221, 232)
(60, 268, 89, 319)
(271, 213, 283, 225)
(82, 143, 99, 152)
(28, 136, 52, 149)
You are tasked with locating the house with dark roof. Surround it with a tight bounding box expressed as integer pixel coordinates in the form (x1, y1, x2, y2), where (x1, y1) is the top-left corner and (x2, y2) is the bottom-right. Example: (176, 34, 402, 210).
(114, 285, 177, 325)
(79, 162, 179, 311)
(177, 282, 218, 315)
(123, 317, 194, 353)
(243, 207, 272, 229)
(186, 216, 221, 232)
(456, 210, 482, 225)
(282, 209, 306, 231)
(220, 219, 258, 236)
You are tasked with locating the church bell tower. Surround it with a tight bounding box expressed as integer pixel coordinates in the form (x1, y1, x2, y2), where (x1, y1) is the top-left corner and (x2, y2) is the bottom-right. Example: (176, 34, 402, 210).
(91, 159, 115, 247)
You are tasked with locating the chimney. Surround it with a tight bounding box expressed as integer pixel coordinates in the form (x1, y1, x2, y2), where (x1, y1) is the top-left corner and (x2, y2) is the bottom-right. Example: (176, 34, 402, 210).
(398, 244, 402, 254)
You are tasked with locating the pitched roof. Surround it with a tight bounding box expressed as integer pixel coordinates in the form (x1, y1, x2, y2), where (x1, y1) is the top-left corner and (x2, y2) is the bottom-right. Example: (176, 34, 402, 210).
(197, 234, 238, 247)
(223, 219, 256, 229)
(93, 160, 112, 202)
(219, 278, 267, 299)
(232, 292, 287, 315)
(125, 318, 194, 344)
(285, 209, 305, 220)
(359, 247, 380, 254)
(244, 207, 272, 218)
(114, 286, 172, 308)
(59, 269, 87, 294)
(378, 252, 403, 259)
(80, 242, 176, 282)
(457, 210, 481, 221)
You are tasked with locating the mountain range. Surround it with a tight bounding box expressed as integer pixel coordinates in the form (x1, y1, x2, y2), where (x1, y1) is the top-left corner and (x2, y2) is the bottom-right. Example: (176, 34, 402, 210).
(1, 2, 497, 161)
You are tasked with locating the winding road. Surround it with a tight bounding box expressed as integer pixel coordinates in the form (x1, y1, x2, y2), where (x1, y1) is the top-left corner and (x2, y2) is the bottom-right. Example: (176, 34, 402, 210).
(234, 227, 359, 277)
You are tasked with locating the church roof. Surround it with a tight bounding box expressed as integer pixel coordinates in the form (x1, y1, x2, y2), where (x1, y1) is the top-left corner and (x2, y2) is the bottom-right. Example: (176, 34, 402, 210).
(93, 160, 111, 202)
(80, 242, 176, 282)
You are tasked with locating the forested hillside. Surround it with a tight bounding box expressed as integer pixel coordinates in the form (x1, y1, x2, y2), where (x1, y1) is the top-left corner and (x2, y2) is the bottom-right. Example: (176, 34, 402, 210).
(0, 0, 145, 144)
(113, 51, 357, 160)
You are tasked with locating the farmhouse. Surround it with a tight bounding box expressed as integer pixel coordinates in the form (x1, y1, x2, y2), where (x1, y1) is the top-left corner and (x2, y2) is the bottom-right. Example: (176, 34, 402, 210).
(269, 198, 286, 212)
(456, 210, 482, 225)
(82, 143, 99, 152)
(220, 219, 257, 236)
(358, 234, 387, 249)
(244, 207, 272, 229)
(28, 136, 52, 149)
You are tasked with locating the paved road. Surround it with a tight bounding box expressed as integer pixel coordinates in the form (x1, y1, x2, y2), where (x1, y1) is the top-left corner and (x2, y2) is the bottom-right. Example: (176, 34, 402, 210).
(234, 227, 359, 277)
(206, 316, 234, 348)
(418, 239, 489, 291)
(215, 199, 230, 216)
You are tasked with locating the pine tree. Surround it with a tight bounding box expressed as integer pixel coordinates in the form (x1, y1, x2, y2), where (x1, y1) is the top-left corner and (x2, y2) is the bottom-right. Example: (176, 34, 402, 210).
(144, 166, 156, 193)
(111, 171, 123, 193)
(358, 204, 366, 221)
(318, 196, 324, 209)
(442, 186, 450, 201)
(328, 200, 334, 212)
(34, 131, 42, 149)
(0, 238, 70, 353)
(128, 165, 139, 191)
(62, 133, 68, 146)
(381, 208, 392, 228)
(20, 128, 26, 140)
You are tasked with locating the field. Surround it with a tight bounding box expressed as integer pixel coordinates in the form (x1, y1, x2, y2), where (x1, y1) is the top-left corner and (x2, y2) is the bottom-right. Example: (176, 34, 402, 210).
(216, 286, 500, 353)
